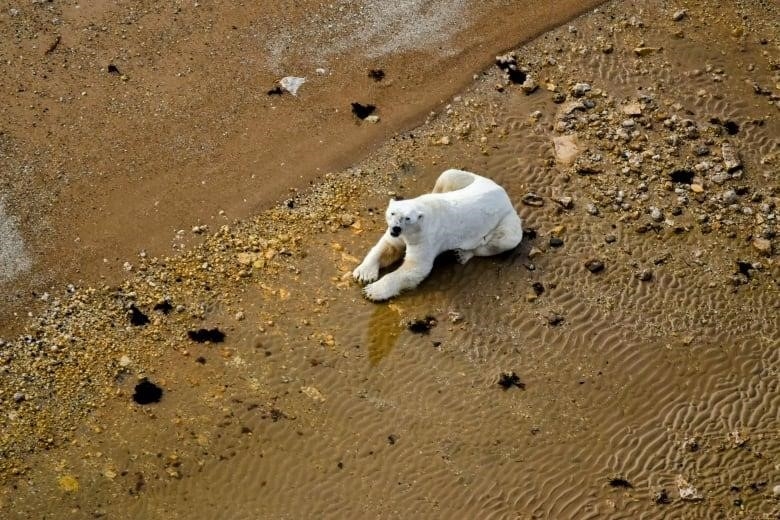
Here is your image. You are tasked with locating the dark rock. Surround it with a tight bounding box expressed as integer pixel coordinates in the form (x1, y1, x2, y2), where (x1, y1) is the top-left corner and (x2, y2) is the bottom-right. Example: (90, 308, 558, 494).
(609, 477, 633, 489)
(351, 102, 376, 120)
(531, 282, 545, 295)
(387, 434, 398, 445)
(107, 64, 120, 75)
(407, 316, 437, 334)
(605, 234, 617, 243)
(585, 259, 605, 273)
(187, 328, 226, 343)
(546, 314, 565, 326)
(670, 169, 694, 184)
(368, 69, 385, 81)
(129, 305, 150, 326)
(552, 92, 567, 104)
(522, 193, 544, 206)
(497, 372, 525, 390)
(549, 237, 564, 248)
(195, 356, 206, 364)
(133, 379, 163, 405)
(495, 54, 526, 84)
(266, 86, 284, 96)
(153, 300, 173, 314)
(637, 269, 653, 281)
(654, 488, 671, 504)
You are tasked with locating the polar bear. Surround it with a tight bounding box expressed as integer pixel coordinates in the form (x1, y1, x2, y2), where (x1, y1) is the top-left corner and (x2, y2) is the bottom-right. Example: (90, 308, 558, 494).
(353, 169, 523, 301)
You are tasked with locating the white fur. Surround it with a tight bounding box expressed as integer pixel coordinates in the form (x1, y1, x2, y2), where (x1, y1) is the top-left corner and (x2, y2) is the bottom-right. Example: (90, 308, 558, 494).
(353, 169, 523, 301)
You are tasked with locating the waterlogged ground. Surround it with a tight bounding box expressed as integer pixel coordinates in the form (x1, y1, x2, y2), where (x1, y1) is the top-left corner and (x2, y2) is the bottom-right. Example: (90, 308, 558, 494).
(2, 1, 780, 518)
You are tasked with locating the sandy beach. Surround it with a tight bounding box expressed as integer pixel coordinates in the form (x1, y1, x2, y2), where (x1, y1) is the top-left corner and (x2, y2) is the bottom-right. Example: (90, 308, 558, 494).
(1, 0, 779, 518)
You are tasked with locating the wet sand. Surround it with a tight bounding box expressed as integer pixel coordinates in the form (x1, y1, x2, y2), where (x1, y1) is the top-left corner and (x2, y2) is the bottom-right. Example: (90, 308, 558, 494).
(2, 0, 780, 518)
(0, 0, 602, 333)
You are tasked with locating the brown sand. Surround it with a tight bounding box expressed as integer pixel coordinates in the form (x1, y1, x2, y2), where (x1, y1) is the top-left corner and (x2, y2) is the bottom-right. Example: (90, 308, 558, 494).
(2, 0, 780, 518)
(0, 0, 602, 333)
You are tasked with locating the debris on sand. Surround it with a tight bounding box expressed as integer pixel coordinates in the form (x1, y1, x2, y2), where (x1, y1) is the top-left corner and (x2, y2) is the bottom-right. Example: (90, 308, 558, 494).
(187, 328, 226, 343)
(279, 76, 306, 96)
(132, 378, 163, 405)
(675, 475, 703, 501)
(608, 477, 633, 489)
(584, 259, 605, 273)
(495, 52, 527, 84)
(497, 372, 525, 390)
(351, 102, 377, 120)
(368, 69, 385, 81)
(128, 305, 150, 326)
(407, 316, 437, 334)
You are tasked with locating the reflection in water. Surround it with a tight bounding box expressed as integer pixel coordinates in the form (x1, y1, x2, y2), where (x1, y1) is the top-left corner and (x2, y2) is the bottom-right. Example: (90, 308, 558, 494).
(366, 303, 403, 365)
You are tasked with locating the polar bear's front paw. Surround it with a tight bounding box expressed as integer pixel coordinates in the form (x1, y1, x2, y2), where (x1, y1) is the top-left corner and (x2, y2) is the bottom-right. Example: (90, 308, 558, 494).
(363, 280, 398, 302)
(455, 249, 474, 265)
(352, 262, 379, 284)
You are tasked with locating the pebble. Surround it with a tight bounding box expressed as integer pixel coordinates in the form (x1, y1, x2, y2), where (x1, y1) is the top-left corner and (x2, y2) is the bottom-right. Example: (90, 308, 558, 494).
(752, 238, 772, 256)
(721, 142, 742, 172)
(636, 269, 653, 281)
(553, 196, 574, 209)
(522, 193, 544, 207)
(672, 9, 687, 21)
(722, 190, 738, 204)
(634, 47, 660, 56)
(521, 76, 538, 94)
(584, 259, 605, 273)
(773, 484, 780, 498)
(570, 83, 591, 98)
(549, 237, 564, 248)
(364, 115, 380, 124)
(586, 203, 600, 216)
(13, 392, 25, 403)
(650, 207, 663, 222)
(675, 475, 703, 501)
(552, 135, 580, 165)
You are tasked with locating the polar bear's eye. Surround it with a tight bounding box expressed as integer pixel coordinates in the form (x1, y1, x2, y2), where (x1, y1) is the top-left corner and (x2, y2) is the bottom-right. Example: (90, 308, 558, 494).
(405, 217, 411, 221)
(390, 212, 395, 216)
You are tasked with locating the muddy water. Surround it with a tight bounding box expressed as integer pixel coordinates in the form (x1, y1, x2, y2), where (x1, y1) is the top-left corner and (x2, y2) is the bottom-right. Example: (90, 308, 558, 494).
(4, 0, 780, 518)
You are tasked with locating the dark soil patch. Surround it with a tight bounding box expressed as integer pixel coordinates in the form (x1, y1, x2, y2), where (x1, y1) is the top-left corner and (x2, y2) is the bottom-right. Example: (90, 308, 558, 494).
(351, 102, 376, 119)
(497, 372, 525, 390)
(187, 328, 226, 343)
(368, 69, 385, 81)
(129, 305, 150, 326)
(133, 378, 163, 405)
(407, 316, 437, 334)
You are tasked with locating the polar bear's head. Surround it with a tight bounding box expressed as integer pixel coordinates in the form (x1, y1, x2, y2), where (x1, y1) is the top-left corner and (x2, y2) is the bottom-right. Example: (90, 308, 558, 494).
(386, 199, 424, 238)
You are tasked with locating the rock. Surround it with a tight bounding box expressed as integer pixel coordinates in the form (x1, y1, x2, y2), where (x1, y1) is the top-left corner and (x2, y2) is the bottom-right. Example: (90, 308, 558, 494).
(752, 238, 772, 256)
(672, 9, 687, 21)
(13, 392, 25, 403)
(570, 83, 591, 97)
(622, 102, 642, 116)
(584, 259, 605, 273)
(722, 190, 739, 204)
(690, 183, 704, 193)
(634, 47, 660, 56)
(521, 76, 538, 94)
(773, 484, 780, 498)
(721, 142, 742, 172)
(435, 136, 451, 146)
(364, 115, 380, 124)
(650, 207, 663, 222)
(552, 92, 567, 104)
(636, 269, 653, 281)
(601, 43, 614, 54)
(586, 203, 600, 216)
(553, 196, 574, 209)
(674, 475, 703, 501)
(546, 314, 564, 326)
(549, 237, 564, 248)
(553, 135, 580, 165)
(653, 488, 671, 504)
(119, 355, 132, 368)
(522, 193, 544, 207)
(279, 76, 305, 96)
(528, 246, 543, 258)
(301, 386, 325, 402)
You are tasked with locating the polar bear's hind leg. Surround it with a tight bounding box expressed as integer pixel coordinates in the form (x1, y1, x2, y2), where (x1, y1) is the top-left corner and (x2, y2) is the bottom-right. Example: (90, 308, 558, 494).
(432, 169, 475, 193)
(473, 211, 523, 257)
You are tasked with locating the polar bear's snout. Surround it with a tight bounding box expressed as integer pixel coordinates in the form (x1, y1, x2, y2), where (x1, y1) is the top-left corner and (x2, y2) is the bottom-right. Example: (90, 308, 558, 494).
(390, 226, 402, 237)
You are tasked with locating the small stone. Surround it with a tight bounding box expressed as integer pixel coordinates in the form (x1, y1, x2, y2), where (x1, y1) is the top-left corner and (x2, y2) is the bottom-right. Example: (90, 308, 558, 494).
(118, 355, 132, 368)
(522, 193, 544, 207)
(636, 269, 653, 281)
(584, 259, 604, 273)
(773, 484, 780, 498)
(721, 142, 742, 172)
(570, 83, 591, 98)
(601, 43, 614, 54)
(448, 311, 463, 323)
(13, 392, 25, 403)
(634, 47, 660, 57)
(552, 92, 567, 104)
(690, 183, 704, 193)
(301, 386, 325, 402)
(553, 196, 573, 209)
(546, 314, 564, 326)
(650, 207, 663, 222)
(364, 114, 380, 123)
(528, 246, 543, 259)
(552, 135, 580, 165)
(586, 203, 600, 216)
(549, 237, 564, 248)
(672, 9, 687, 21)
(435, 136, 451, 146)
(752, 238, 772, 256)
(675, 475, 703, 501)
(521, 76, 538, 94)
(653, 488, 671, 504)
(235, 311, 245, 321)
(622, 102, 642, 116)
(722, 190, 739, 204)
(604, 234, 617, 244)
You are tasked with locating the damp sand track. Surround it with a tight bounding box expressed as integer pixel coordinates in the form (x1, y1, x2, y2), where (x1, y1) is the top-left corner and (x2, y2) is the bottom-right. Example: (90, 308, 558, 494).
(2, 0, 780, 518)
